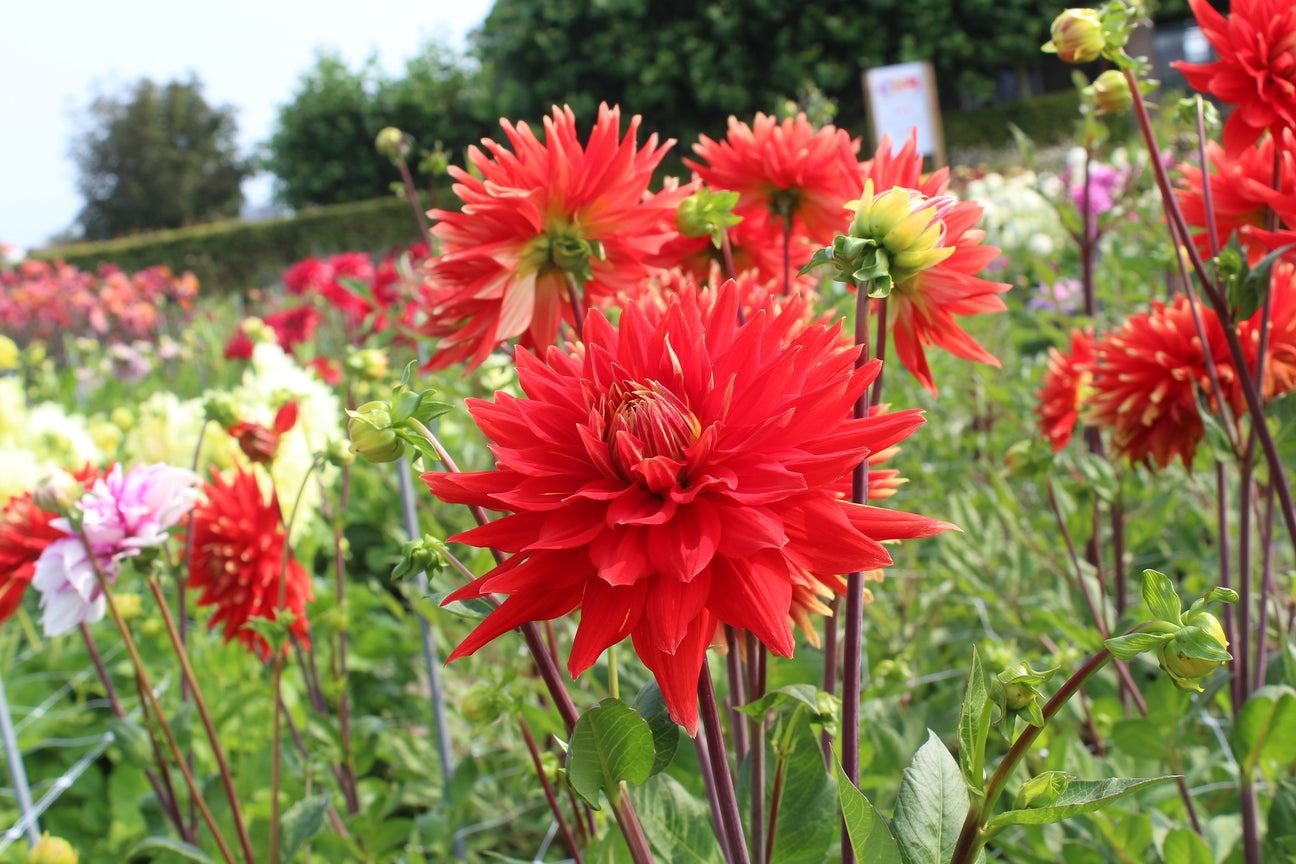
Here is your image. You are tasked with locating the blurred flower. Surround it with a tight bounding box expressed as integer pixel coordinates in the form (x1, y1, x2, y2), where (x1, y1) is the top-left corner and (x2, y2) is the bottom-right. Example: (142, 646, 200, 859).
(1174, 0, 1296, 150)
(426, 282, 951, 733)
(420, 103, 688, 370)
(1035, 329, 1096, 452)
(187, 465, 312, 659)
(1174, 136, 1290, 263)
(0, 335, 18, 371)
(1027, 277, 1083, 314)
(28, 832, 77, 864)
(1090, 69, 1132, 113)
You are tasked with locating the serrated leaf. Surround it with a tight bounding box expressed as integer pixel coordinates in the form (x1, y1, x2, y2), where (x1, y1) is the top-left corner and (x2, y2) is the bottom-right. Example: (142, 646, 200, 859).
(1163, 827, 1213, 864)
(634, 773, 724, 864)
(1104, 632, 1172, 660)
(836, 761, 903, 864)
(1141, 569, 1182, 624)
(985, 776, 1177, 830)
(631, 681, 680, 776)
(958, 648, 992, 792)
(126, 836, 217, 864)
(280, 794, 331, 863)
(1234, 685, 1296, 777)
(567, 698, 655, 809)
(890, 730, 968, 864)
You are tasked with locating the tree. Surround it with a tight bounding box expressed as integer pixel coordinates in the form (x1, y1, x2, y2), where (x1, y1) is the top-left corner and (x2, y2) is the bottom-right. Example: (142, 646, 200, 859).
(262, 45, 489, 210)
(72, 76, 250, 241)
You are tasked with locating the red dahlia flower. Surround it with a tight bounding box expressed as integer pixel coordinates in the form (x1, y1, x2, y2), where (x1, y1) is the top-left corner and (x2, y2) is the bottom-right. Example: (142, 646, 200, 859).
(686, 113, 862, 279)
(425, 282, 952, 733)
(1035, 329, 1096, 452)
(1174, 0, 1296, 151)
(187, 466, 313, 659)
(1175, 136, 1296, 262)
(1085, 296, 1239, 469)
(420, 103, 689, 371)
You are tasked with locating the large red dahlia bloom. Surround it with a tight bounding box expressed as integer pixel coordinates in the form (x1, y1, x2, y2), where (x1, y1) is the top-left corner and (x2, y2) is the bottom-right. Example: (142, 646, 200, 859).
(420, 104, 689, 370)
(1085, 296, 1238, 469)
(187, 466, 313, 659)
(1175, 137, 1296, 262)
(1174, 0, 1296, 151)
(686, 113, 863, 249)
(1035, 329, 1097, 452)
(425, 282, 951, 733)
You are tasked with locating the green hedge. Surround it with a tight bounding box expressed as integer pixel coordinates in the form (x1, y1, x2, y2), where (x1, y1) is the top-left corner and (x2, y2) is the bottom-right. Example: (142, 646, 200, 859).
(944, 89, 1134, 153)
(31, 192, 444, 295)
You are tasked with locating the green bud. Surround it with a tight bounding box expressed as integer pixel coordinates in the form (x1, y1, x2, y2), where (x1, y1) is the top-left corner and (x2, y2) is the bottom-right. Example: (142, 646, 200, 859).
(676, 188, 742, 240)
(393, 535, 449, 582)
(345, 348, 390, 383)
(1090, 69, 1132, 114)
(347, 402, 405, 463)
(375, 127, 410, 160)
(203, 392, 241, 429)
(321, 437, 357, 468)
(32, 469, 80, 516)
(1044, 8, 1106, 64)
(1157, 611, 1231, 691)
(29, 833, 78, 864)
(461, 681, 507, 725)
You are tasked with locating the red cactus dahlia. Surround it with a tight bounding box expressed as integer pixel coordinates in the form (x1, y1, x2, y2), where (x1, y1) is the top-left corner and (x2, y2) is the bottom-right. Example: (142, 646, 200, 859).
(1035, 329, 1096, 452)
(186, 466, 312, 659)
(420, 103, 689, 371)
(1174, 0, 1296, 151)
(425, 282, 952, 733)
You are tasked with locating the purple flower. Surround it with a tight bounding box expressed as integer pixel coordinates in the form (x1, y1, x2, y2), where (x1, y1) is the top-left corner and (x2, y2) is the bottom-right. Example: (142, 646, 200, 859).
(1028, 277, 1083, 314)
(32, 463, 201, 636)
(1065, 162, 1124, 218)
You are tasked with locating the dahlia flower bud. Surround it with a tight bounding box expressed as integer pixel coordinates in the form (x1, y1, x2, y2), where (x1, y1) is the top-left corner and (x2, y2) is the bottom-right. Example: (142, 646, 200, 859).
(1045, 8, 1106, 63)
(203, 393, 241, 429)
(32, 469, 80, 516)
(28, 832, 78, 864)
(229, 421, 279, 465)
(1157, 611, 1230, 691)
(347, 402, 405, 463)
(375, 126, 410, 160)
(1090, 69, 1132, 114)
(676, 188, 742, 240)
(345, 347, 391, 382)
(992, 661, 1057, 728)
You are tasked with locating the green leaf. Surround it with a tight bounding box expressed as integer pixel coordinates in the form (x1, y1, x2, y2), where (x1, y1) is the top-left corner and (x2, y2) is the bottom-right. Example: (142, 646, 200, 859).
(632, 681, 680, 776)
(957, 648, 992, 792)
(1110, 719, 1168, 760)
(836, 761, 903, 864)
(985, 776, 1178, 830)
(279, 795, 332, 863)
(1163, 827, 1213, 864)
(634, 773, 724, 864)
(567, 698, 655, 808)
(1173, 622, 1233, 662)
(1140, 569, 1182, 624)
(737, 683, 824, 718)
(1104, 632, 1172, 660)
(1231, 243, 1296, 320)
(1234, 685, 1296, 777)
(127, 836, 217, 863)
(890, 730, 968, 864)
(768, 716, 837, 864)
(108, 717, 155, 769)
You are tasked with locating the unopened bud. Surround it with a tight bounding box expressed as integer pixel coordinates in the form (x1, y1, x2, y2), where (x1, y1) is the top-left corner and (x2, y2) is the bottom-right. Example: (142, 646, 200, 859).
(1045, 8, 1106, 64)
(28, 833, 78, 864)
(32, 470, 79, 516)
(347, 402, 405, 463)
(375, 127, 410, 160)
(1091, 69, 1132, 114)
(229, 421, 279, 465)
(1157, 611, 1230, 690)
(322, 437, 356, 468)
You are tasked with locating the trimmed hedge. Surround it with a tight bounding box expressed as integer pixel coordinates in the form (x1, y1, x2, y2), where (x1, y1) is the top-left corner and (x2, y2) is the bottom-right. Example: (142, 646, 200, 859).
(31, 193, 440, 295)
(944, 89, 1134, 153)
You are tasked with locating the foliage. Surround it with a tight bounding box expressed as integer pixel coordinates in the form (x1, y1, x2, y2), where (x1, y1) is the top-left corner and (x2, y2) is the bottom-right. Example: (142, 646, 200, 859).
(71, 77, 251, 242)
(262, 46, 488, 209)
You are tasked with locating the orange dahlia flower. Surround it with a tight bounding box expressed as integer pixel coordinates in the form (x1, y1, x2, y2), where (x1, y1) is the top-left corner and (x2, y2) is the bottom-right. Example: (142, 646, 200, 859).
(1174, 0, 1296, 151)
(425, 281, 951, 733)
(1085, 296, 1239, 469)
(420, 103, 689, 370)
(1035, 329, 1097, 452)
(187, 466, 313, 659)
(686, 113, 863, 250)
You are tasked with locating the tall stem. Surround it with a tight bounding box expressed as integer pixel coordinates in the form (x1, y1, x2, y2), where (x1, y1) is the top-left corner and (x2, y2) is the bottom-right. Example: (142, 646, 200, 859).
(699, 664, 751, 864)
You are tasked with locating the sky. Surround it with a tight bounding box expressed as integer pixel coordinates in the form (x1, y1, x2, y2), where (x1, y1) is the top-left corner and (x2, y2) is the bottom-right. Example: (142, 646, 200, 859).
(0, 0, 493, 252)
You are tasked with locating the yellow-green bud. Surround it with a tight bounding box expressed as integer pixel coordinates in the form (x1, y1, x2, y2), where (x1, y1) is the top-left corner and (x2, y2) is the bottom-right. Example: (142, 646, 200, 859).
(1046, 8, 1106, 64)
(1158, 612, 1229, 688)
(29, 833, 78, 864)
(375, 127, 410, 160)
(347, 402, 405, 463)
(345, 348, 391, 383)
(203, 392, 241, 429)
(1003, 682, 1033, 712)
(322, 437, 357, 468)
(32, 470, 79, 516)
(1091, 69, 1132, 114)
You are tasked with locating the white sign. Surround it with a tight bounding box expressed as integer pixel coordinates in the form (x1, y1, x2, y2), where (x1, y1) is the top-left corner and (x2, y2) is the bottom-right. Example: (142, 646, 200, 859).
(863, 61, 944, 165)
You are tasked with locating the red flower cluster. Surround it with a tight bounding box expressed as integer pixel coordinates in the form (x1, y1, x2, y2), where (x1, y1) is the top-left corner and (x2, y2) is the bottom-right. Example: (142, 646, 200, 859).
(0, 260, 197, 348)
(1035, 329, 1096, 453)
(425, 282, 951, 733)
(187, 466, 313, 659)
